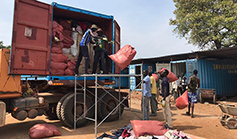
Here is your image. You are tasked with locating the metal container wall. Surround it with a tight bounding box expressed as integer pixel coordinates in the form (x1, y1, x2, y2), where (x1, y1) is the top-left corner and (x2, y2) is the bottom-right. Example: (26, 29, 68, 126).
(129, 65, 136, 90)
(113, 68, 129, 88)
(142, 63, 156, 72)
(196, 59, 237, 97)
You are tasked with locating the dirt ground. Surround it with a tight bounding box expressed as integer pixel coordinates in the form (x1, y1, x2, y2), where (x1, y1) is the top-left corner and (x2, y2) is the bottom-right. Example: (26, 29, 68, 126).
(1, 90, 237, 139)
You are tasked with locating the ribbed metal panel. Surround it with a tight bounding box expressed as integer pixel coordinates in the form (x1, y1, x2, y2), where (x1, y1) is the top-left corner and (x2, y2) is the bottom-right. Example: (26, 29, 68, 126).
(142, 63, 156, 72)
(129, 65, 136, 90)
(196, 59, 237, 97)
(113, 68, 129, 88)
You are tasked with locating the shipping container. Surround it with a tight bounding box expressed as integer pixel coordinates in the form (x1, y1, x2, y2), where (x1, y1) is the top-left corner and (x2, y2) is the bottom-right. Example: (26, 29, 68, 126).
(10, 0, 121, 77)
(113, 67, 129, 88)
(171, 59, 237, 97)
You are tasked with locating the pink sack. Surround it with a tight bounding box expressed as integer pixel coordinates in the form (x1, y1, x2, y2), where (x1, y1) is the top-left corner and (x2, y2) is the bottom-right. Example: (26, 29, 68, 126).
(109, 45, 136, 70)
(158, 68, 178, 82)
(67, 61, 76, 70)
(65, 68, 74, 76)
(51, 53, 68, 62)
(59, 20, 71, 30)
(53, 21, 63, 31)
(29, 124, 61, 139)
(62, 34, 74, 45)
(131, 120, 168, 137)
(50, 69, 65, 75)
(175, 91, 189, 109)
(51, 61, 67, 70)
(68, 59, 76, 66)
(51, 47, 63, 54)
(52, 42, 64, 48)
(53, 28, 64, 42)
(63, 29, 72, 36)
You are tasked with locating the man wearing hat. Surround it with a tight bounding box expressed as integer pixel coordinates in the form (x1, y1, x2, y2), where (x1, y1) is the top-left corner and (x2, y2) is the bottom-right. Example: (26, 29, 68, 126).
(75, 24, 100, 74)
(92, 28, 112, 74)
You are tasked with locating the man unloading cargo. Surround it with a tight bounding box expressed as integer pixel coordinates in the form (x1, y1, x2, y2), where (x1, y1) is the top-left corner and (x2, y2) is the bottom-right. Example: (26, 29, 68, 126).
(186, 69, 200, 118)
(75, 24, 100, 74)
(92, 28, 112, 74)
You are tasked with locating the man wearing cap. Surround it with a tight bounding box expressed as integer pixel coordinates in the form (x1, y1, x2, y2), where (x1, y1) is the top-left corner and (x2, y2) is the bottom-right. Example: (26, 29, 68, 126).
(75, 24, 101, 74)
(92, 28, 112, 74)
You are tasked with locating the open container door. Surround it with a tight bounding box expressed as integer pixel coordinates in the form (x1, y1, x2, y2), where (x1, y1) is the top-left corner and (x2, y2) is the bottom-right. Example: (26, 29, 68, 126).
(10, 0, 52, 75)
(114, 20, 121, 74)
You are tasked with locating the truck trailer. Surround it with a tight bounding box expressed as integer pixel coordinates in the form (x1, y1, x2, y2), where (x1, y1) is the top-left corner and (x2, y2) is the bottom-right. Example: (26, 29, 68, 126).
(0, 0, 127, 128)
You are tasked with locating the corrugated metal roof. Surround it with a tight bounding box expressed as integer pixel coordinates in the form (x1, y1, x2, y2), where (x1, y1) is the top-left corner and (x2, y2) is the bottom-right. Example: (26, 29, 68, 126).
(131, 47, 237, 64)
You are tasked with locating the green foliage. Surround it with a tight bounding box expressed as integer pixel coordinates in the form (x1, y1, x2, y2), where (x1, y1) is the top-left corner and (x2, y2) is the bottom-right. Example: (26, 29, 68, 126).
(0, 41, 11, 49)
(170, 0, 237, 49)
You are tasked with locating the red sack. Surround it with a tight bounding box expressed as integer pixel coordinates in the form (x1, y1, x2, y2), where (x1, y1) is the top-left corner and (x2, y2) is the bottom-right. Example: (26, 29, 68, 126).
(51, 47, 63, 54)
(63, 43, 72, 48)
(131, 120, 168, 137)
(51, 61, 67, 70)
(62, 34, 74, 45)
(63, 29, 72, 36)
(53, 21, 63, 31)
(59, 20, 71, 30)
(53, 28, 64, 42)
(65, 68, 74, 76)
(68, 59, 76, 66)
(29, 124, 61, 139)
(52, 42, 64, 48)
(175, 91, 189, 109)
(109, 45, 136, 70)
(51, 53, 68, 62)
(50, 69, 65, 75)
(67, 61, 76, 70)
(158, 68, 178, 82)
(152, 73, 158, 82)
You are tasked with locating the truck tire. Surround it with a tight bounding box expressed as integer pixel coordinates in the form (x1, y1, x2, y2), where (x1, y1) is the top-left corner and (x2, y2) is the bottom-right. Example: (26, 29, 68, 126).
(45, 103, 58, 120)
(60, 93, 94, 128)
(56, 93, 72, 120)
(98, 91, 124, 122)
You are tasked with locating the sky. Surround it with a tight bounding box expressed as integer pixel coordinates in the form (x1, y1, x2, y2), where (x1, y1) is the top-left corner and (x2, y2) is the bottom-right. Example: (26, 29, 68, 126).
(0, 0, 198, 59)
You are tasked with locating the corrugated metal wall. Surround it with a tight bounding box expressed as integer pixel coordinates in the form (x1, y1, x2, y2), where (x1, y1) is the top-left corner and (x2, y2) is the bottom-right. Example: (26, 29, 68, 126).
(142, 63, 156, 72)
(113, 68, 129, 88)
(196, 59, 237, 97)
(129, 65, 136, 90)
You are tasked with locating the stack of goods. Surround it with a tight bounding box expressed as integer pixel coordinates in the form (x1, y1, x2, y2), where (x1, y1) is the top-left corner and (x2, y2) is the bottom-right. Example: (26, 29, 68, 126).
(51, 21, 68, 75)
(51, 19, 98, 75)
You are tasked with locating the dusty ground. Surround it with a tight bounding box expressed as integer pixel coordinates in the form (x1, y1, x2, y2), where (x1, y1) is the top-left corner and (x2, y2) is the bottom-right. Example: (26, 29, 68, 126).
(1, 90, 237, 139)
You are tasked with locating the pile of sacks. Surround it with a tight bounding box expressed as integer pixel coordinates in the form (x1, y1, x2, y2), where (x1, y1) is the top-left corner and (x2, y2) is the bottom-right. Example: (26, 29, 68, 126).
(97, 120, 193, 139)
(51, 20, 78, 75)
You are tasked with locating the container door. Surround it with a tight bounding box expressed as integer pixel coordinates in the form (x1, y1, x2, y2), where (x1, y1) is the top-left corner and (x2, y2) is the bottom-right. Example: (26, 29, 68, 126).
(186, 59, 197, 82)
(10, 0, 52, 75)
(114, 20, 121, 74)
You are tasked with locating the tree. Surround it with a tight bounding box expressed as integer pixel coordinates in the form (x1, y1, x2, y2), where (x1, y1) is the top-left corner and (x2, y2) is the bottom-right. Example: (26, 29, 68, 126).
(170, 0, 237, 50)
(0, 41, 11, 49)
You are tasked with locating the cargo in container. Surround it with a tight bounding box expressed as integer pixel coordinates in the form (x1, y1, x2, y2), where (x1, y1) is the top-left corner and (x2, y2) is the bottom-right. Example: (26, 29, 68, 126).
(10, 0, 121, 76)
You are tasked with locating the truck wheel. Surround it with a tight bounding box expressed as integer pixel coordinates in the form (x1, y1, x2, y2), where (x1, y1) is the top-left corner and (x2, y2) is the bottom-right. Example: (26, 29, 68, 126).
(98, 91, 124, 122)
(226, 117, 237, 129)
(56, 93, 72, 120)
(61, 93, 94, 128)
(45, 103, 58, 120)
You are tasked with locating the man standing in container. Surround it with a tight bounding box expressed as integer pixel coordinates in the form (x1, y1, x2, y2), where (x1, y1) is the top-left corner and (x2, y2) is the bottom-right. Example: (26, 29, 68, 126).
(160, 69, 173, 129)
(74, 24, 100, 74)
(186, 69, 200, 118)
(142, 70, 151, 120)
(149, 72, 158, 116)
(92, 28, 112, 74)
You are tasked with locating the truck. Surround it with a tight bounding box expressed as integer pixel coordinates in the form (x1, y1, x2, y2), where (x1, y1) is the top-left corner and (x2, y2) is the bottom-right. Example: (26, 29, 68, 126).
(0, 0, 127, 128)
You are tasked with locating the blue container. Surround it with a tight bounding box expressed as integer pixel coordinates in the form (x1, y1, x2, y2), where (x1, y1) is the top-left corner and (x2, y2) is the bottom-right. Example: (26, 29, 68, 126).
(113, 68, 129, 88)
(196, 59, 237, 97)
(184, 59, 237, 97)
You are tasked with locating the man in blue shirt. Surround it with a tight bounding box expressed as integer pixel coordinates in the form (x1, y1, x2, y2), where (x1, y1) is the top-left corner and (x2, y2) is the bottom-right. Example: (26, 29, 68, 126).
(75, 24, 102, 74)
(160, 69, 173, 129)
(141, 70, 151, 120)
